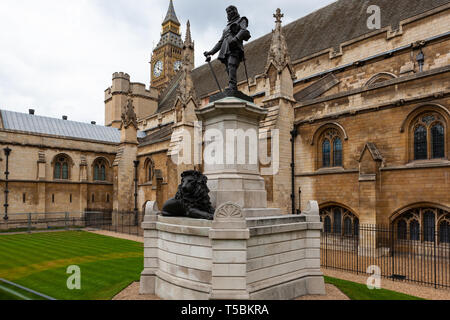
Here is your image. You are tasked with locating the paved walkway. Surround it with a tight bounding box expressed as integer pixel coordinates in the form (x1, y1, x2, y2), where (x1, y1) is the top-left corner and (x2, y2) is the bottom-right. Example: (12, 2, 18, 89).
(85, 229, 144, 243)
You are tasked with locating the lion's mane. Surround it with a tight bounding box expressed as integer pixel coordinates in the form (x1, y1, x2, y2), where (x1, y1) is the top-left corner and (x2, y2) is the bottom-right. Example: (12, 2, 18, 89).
(174, 170, 215, 214)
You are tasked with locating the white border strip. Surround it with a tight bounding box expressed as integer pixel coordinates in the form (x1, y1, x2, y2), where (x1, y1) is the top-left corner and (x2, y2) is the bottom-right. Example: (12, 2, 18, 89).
(0, 278, 56, 300)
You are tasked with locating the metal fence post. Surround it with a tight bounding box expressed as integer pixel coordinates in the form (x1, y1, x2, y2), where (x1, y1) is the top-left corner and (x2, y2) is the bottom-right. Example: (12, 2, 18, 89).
(356, 228, 359, 275)
(27, 213, 31, 233)
(65, 212, 69, 230)
(434, 230, 437, 289)
(391, 224, 394, 280)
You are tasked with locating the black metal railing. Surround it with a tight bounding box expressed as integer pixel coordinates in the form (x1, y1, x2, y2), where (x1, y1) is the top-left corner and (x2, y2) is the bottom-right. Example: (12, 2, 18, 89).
(84, 209, 144, 237)
(321, 224, 450, 289)
(0, 210, 144, 237)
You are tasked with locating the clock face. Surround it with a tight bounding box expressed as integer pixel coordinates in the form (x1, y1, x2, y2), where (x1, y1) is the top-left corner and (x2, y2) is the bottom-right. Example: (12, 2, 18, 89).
(153, 60, 163, 77)
(174, 60, 182, 72)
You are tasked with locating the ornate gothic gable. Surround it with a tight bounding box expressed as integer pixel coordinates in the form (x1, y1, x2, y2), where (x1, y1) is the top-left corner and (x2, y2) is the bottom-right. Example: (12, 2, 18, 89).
(264, 8, 294, 76)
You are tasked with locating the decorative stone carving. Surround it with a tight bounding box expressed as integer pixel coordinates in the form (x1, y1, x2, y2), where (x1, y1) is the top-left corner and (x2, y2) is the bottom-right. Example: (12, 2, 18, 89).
(264, 8, 293, 75)
(302, 200, 319, 216)
(121, 98, 138, 129)
(145, 201, 159, 216)
(80, 155, 87, 166)
(214, 202, 243, 219)
(38, 151, 46, 163)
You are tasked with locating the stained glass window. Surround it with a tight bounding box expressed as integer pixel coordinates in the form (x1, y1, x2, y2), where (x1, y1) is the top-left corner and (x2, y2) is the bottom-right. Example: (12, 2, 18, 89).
(54, 156, 69, 180)
(322, 139, 331, 167)
(423, 211, 435, 242)
(344, 217, 352, 236)
(94, 159, 107, 181)
(414, 126, 427, 160)
(439, 221, 450, 243)
(397, 220, 407, 240)
(354, 219, 359, 236)
(431, 124, 445, 159)
(333, 138, 343, 167)
(410, 220, 420, 241)
(324, 216, 331, 233)
(100, 165, 106, 181)
(54, 162, 61, 179)
(333, 208, 341, 234)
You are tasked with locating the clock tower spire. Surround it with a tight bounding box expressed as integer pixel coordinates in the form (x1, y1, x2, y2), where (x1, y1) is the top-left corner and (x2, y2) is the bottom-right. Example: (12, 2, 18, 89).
(150, 0, 183, 90)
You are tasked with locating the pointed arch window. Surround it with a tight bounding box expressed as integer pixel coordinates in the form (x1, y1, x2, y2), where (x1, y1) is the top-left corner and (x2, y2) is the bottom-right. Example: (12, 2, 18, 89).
(320, 205, 359, 236)
(320, 129, 344, 168)
(145, 157, 155, 183)
(93, 158, 107, 181)
(54, 156, 70, 180)
(410, 112, 447, 161)
(393, 207, 450, 243)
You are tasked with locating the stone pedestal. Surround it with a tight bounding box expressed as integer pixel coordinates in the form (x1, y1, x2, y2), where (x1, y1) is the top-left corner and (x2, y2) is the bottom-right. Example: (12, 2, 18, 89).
(196, 97, 279, 216)
(139, 200, 325, 300)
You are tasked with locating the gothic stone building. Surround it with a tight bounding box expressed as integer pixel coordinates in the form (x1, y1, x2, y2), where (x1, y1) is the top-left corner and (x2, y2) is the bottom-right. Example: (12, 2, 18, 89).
(0, 0, 449, 241)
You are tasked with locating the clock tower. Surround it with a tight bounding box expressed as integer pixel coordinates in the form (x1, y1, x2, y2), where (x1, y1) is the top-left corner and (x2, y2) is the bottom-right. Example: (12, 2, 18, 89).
(150, 0, 183, 90)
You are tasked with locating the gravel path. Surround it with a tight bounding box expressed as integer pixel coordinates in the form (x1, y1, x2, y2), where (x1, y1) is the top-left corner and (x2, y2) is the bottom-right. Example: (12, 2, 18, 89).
(85, 229, 144, 243)
(113, 282, 349, 300)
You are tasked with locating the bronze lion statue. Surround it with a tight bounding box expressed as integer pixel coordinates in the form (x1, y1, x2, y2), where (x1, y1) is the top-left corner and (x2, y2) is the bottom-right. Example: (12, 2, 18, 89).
(161, 170, 215, 220)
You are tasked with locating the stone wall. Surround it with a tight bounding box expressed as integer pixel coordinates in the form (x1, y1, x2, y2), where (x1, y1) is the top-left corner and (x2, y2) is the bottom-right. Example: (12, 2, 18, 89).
(0, 131, 116, 217)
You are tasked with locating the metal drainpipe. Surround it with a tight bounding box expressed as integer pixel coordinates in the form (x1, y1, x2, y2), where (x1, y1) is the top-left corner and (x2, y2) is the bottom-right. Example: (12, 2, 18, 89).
(3, 147, 11, 221)
(133, 160, 139, 225)
(290, 127, 298, 215)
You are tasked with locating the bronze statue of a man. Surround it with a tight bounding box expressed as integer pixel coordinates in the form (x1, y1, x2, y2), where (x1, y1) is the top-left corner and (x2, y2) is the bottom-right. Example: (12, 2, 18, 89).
(204, 5, 251, 91)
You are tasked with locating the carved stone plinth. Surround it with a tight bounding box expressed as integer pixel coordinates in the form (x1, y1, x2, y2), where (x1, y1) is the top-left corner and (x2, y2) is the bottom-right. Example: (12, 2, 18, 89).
(139, 200, 326, 300)
(195, 97, 271, 212)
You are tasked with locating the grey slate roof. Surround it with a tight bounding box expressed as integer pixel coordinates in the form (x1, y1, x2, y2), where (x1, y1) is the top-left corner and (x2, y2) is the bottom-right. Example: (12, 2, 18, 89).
(191, 0, 450, 99)
(0, 109, 146, 143)
(139, 124, 173, 147)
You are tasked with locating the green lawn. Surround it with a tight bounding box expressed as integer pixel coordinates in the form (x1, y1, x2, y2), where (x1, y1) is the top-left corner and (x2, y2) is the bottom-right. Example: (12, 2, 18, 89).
(324, 276, 424, 300)
(0, 231, 143, 300)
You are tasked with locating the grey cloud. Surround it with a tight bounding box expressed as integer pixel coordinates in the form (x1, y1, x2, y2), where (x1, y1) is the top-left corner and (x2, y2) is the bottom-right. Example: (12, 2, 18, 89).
(0, 0, 335, 125)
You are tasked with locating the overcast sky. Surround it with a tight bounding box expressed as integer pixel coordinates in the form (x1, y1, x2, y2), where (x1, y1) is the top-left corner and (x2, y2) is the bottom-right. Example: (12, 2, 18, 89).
(0, 0, 336, 125)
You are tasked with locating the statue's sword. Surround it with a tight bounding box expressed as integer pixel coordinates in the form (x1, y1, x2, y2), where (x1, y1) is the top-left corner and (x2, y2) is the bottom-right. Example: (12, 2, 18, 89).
(243, 55, 251, 93)
(206, 56, 223, 93)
